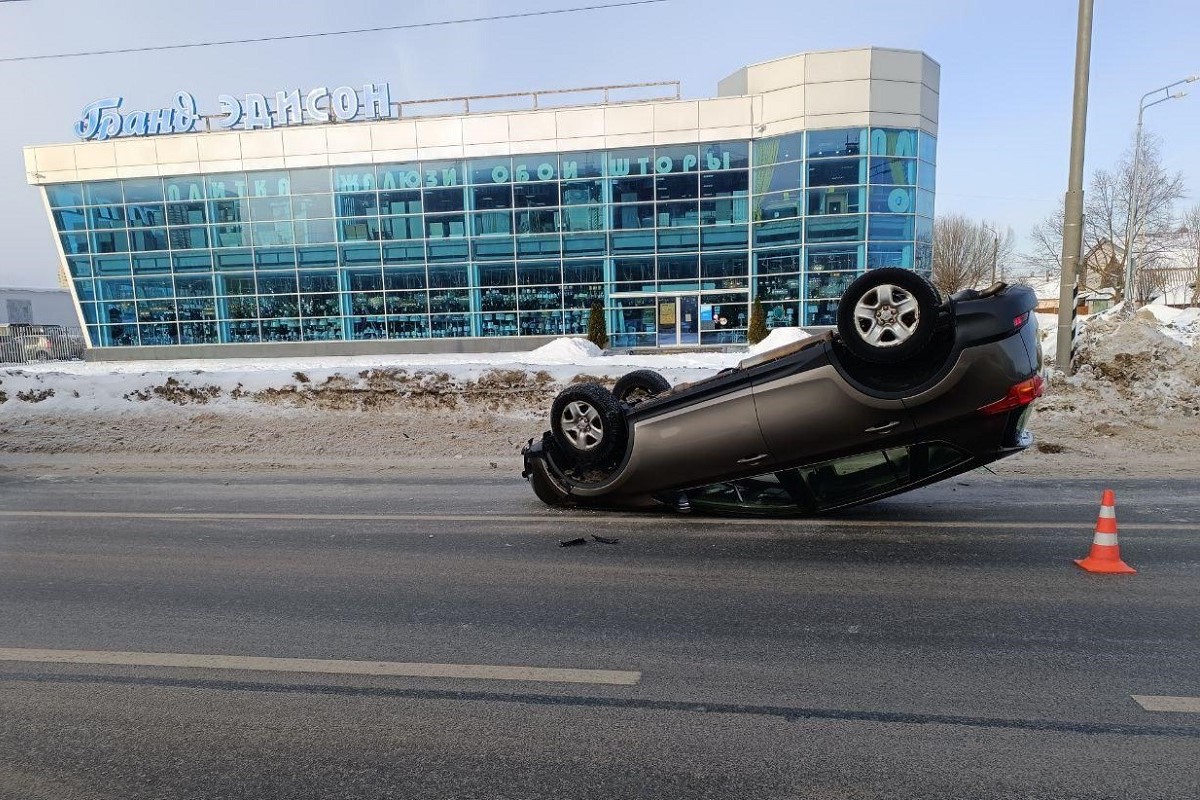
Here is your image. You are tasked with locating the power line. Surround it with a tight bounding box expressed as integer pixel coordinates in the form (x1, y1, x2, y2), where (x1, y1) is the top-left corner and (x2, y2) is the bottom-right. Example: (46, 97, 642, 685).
(0, 0, 669, 63)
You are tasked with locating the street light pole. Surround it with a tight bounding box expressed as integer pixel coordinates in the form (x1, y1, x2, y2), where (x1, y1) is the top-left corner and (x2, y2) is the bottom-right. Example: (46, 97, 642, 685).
(1121, 76, 1196, 305)
(1055, 0, 1094, 377)
(983, 222, 1000, 284)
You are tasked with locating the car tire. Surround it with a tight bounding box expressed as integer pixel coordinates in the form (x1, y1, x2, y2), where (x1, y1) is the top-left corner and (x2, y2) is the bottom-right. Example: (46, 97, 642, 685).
(550, 383, 627, 468)
(612, 369, 671, 406)
(837, 267, 940, 363)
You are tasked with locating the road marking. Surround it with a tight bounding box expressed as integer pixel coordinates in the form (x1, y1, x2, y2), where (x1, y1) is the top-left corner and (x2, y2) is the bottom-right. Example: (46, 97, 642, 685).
(0, 509, 1191, 530)
(0, 648, 640, 686)
(1133, 695, 1200, 713)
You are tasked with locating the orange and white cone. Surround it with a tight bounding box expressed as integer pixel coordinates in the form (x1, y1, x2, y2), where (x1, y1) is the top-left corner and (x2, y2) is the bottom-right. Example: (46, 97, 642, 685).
(1074, 489, 1136, 574)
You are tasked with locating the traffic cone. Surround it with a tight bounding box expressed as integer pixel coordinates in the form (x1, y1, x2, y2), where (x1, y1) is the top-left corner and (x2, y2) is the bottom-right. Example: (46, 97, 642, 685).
(1074, 489, 1136, 574)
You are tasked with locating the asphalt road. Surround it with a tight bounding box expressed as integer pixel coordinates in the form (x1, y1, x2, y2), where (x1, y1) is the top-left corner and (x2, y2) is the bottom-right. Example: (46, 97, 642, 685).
(0, 471, 1197, 800)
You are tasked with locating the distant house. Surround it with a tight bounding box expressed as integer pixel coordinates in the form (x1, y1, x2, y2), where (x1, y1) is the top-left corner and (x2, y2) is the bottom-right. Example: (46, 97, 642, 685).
(1021, 275, 1116, 316)
(0, 287, 77, 327)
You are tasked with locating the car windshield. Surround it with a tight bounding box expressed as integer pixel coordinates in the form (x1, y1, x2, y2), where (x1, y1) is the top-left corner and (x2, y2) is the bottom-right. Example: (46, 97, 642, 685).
(688, 443, 971, 514)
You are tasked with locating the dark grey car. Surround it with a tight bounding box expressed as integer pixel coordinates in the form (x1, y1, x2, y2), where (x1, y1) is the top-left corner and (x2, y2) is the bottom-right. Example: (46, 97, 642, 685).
(522, 268, 1043, 515)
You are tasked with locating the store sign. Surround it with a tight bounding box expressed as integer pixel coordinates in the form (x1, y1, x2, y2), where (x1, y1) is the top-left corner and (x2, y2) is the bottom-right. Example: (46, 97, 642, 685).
(74, 83, 394, 142)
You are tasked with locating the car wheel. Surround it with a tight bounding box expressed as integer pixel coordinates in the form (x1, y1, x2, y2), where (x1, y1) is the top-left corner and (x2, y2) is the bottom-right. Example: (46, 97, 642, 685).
(837, 267, 940, 362)
(612, 369, 671, 406)
(550, 383, 627, 468)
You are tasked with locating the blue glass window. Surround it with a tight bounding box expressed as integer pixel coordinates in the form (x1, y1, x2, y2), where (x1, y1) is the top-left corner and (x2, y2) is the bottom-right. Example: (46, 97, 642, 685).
(168, 201, 208, 226)
(917, 189, 935, 218)
(868, 242, 914, 268)
(94, 254, 132, 275)
(752, 162, 803, 194)
(295, 218, 337, 245)
(60, 232, 90, 255)
(753, 192, 802, 221)
(173, 252, 213, 272)
(205, 173, 250, 199)
(806, 215, 865, 244)
(752, 133, 803, 166)
(164, 176, 206, 202)
(656, 174, 699, 201)
(212, 225, 249, 248)
(66, 256, 92, 277)
(611, 176, 654, 204)
(470, 157, 512, 185)
(869, 129, 919, 157)
(808, 187, 864, 215)
(47, 184, 85, 208)
(122, 178, 164, 203)
(919, 132, 937, 164)
(703, 141, 749, 170)
(701, 225, 748, 251)
(918, 161, 936, 190)
(293, 194, 334, 219)
(473, 184, 513, 210)
(561, 180, 603, 205)
(168, 227, 209, 249)
(297, 245, 338, 268)
(564, 151, 604, 179)
(85, 181, 123, 205)
(514, 182, 559, 208)
(337, 192, 379, 217)
(808, 158, 864, 187)
(215, 250, 254, 271)
(808, 244, 863, 273)
(868, 186, 914, 214)
(290, 168, 332, 194)
(753, 219, 801, 247)
(89, 205, 125, 229)
(807, 128, 865, 158)
(868, 157, 917, 186)
(562, 232, 606, 255)
(126, 204, 166, 228)
(91, 230, 129, 254)
(512, 154, 558, 182)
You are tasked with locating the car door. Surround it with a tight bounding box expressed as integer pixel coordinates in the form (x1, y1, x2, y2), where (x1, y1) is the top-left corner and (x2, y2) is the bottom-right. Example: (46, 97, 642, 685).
(751, 351, 915, 468)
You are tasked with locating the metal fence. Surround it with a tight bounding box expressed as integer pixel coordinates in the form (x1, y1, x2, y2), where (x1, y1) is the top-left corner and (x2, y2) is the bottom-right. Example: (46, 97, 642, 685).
(0, 324, 87, 364)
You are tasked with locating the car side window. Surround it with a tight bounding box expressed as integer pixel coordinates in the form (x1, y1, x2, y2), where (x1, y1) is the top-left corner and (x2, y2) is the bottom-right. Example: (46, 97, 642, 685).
(800, 447, 910, 509)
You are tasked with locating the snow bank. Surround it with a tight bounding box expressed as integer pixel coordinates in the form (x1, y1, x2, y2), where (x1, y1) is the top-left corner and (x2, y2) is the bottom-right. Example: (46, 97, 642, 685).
(526, 337, 604, 362)
(746, 327, 811, 356)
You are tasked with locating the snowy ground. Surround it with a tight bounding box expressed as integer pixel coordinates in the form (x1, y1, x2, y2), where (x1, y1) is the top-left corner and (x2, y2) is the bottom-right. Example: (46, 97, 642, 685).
(1, 311, 1197, 479)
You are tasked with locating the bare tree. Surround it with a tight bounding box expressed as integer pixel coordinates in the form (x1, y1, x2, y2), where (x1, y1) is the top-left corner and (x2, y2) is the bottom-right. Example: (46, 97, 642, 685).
(932, 214, 1015, 294)
(1022, 132, 1186, 299)
(1182, 203, 1200, 305)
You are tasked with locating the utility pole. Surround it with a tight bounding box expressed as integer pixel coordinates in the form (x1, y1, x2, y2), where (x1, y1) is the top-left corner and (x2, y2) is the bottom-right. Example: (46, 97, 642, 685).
(1055, 0, 1094, 377)
(983, 222, 1000, 284)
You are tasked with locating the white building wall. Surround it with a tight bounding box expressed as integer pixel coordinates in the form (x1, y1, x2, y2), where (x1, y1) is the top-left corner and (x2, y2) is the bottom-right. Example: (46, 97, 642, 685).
(0, 289, 76, 326)
(23, 47, 939, 187)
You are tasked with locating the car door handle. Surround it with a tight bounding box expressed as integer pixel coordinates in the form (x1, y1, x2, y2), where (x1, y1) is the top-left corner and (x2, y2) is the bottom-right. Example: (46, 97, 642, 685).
(737, 453, 770, 464)
(865, 420, 902, 433)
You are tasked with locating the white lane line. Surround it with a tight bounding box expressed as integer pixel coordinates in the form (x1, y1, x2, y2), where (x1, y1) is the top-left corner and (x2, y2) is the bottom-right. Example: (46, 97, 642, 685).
(0, 510, 1190, 530)
(0, 648, 640, 686)
(1132, 695, 1200, 713)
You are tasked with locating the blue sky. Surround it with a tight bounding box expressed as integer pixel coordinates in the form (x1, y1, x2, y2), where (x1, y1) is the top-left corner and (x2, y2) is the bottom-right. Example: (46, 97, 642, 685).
(2, 0, 1198, 287)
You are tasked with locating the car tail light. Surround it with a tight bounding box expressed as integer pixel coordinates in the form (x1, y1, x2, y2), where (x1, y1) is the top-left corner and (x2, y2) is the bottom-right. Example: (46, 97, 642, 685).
(1013, 312, 1030, 329)
(979, 375, 1044, 415)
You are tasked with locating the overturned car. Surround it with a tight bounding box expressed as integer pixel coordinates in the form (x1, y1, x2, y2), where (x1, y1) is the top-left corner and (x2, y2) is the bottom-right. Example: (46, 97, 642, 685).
(522, 268, 1043, 515)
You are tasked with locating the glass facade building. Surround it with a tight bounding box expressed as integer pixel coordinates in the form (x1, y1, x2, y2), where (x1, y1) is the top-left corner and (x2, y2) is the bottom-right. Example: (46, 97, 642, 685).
(30, 48, 940, 354)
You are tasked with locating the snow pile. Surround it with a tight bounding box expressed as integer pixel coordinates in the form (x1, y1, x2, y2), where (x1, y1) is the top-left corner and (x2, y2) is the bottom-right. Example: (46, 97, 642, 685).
(1069, 316, 1200, 416)
(746, 327, 811, 356)
(526, 337, 605, 362)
